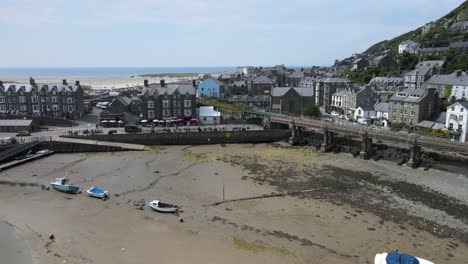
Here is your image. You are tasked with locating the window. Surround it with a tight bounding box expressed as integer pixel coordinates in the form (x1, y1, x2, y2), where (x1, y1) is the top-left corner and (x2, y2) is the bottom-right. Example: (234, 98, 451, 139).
(184, 109, 191, 117)
(410, 111, 414, 116)
(459, 124, 463, 131)
(18, 96, 26, 103)
(358, 110, 362, 115)
(162, 100, 169, 108)
(67, 98, 73, 104)
(32, 96, 38, 103)
(0, 105, 5, 112)
(68, 105, 74, 112)
(460, 115, 464, 121)
(33, 105, 39, 112)
(184, 100, 191, 107)
(452, 107, 455, 111)
(449, 123, 453, 130)
(52, 97, 58, 103)
(52, 105, 59, 111)
(148, 110, 155, 118)
(148, 101, 154, 109)
(461, 108, 464, 112)
(62, 97, 66, 103)
(63, 106, 67, 112)
(0, 96, 5, 103)
(19, 105, 27, 111)
(41, 97, 45, 103)
(163, 109, 170, 116)
(404, 110, 407, 115)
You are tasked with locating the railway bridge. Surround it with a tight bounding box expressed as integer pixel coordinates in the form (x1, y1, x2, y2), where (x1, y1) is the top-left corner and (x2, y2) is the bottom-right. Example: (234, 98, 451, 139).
(267, 115, 468, 167)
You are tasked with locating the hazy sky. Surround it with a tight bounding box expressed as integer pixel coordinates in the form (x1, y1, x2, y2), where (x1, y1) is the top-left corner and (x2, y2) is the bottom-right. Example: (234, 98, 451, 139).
(0, 0, 464, 67)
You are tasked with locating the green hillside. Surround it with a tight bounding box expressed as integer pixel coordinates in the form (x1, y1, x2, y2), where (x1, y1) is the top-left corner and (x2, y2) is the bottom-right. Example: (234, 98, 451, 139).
(340, 1, 468, 84)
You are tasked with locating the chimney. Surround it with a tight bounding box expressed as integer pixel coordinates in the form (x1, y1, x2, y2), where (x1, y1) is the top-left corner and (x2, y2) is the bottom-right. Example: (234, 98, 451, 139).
(0, 80, 3, 86)
(192, 79, 196, 87)
(75, 80, 80, 86)
(456, 70, 462, 77)
(29, 77, 35, 85)
(62, 79, 67, 85)
(160, 79, 165, 87)
(144, 79, 149, 87)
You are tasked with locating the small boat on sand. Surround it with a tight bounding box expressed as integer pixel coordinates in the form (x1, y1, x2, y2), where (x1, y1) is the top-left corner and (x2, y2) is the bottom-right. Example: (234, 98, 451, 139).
(50, 178, 80, 194)
(148, 200, 179, 213)
(86, 186, 109, 199)
(375, 251, 433, 264)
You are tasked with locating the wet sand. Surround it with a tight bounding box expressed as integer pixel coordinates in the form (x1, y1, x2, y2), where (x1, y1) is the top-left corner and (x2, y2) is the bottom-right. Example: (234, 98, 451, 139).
(0, 144, 467, 263)
(0, 221, 32, 264)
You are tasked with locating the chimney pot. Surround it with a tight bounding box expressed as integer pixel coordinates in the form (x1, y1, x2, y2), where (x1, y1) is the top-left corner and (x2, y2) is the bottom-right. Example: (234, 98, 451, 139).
(160, 79, 165, 87)
(63, 79, 67, 85)
(0, 80, 3, 86)
(75, 80, 80, 86)
(29, 77, 35, 85)
(144, 79, 149, 87)
(192, 79, 196, 87)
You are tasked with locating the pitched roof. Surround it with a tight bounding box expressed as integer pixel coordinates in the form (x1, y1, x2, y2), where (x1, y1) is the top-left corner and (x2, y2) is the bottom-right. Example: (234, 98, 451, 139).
(405, 66, 432, 77)
(199, 106, 221, 117)
(0, 119, 33, 126)
(357, 105, 374, 111)
(252, 75, 273, 84)
(374, 102, 389, 112)
(389, 89, 427, 103)
(271, 87, 313, 97)
(425, 71, 468, 86)
(289, 71, 305, 78)
(142, 83, 195, 96)
(369, 77, 402, 84)
(0, 83, 80, 93)
(416, 60, 445, 68)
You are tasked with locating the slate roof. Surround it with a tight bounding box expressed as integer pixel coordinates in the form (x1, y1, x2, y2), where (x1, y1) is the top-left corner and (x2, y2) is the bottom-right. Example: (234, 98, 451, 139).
(252, 75, 273, 84)
(369, 77, 402, 84)
(416, 60, 445, 68)
(271, 87, 313, 97)
(389, 89, 427, 103)
(357, 105, 375, 111)
(142, 83, 195, 96)
(289, 72, 305, 78)
(319, 77, 350, 84)
(0, 119, 33, 126)
(0, 83, 80, 93)
(405, 66, 432, 77)
(199, 106, 221, 117)
(425, 71, 468, 86)
(374, 102, 389, 112)
(449, 41, 468, 49)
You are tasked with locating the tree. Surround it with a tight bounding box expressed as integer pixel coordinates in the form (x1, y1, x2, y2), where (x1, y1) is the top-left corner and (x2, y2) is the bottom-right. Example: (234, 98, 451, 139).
(302, 103, 321, 118)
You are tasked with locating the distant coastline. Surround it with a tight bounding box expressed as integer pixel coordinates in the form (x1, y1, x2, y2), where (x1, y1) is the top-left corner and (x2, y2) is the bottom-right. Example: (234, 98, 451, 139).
(0, 67, 236, 78)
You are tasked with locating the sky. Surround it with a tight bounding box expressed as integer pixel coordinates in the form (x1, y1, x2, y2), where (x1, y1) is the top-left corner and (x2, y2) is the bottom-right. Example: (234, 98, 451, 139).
(0, 0, 465, 68)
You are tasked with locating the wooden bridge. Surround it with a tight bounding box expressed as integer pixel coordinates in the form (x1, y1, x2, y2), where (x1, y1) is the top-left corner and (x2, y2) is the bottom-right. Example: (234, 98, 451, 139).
(268, 115, 468, 156)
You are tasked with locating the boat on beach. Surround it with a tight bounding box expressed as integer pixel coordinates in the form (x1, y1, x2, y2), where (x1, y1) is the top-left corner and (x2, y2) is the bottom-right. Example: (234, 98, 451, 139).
(50, 178, 80, 194)
(148, 200, 179, 213)
(86, 186, 109, 199)
(374, 251, 433, 264)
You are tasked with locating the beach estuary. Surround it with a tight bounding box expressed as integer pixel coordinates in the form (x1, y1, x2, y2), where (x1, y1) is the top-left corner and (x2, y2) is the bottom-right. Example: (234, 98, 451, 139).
(0, 144, 467, 263)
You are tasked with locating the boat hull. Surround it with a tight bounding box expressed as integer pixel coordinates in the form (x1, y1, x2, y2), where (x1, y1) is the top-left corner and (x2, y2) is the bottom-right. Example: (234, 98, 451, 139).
(148, 203, 179, 213)
(51, 183, 80, 194)
(86, 190, 109, 198)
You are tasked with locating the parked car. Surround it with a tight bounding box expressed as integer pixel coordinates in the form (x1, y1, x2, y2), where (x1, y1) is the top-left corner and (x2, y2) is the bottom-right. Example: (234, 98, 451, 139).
(124, 124, 141, 133)
(330, 111, 339, 117)
(16, 131, 31, 137)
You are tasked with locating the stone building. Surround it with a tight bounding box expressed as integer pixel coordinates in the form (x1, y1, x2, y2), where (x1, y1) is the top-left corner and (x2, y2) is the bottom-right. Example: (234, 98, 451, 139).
(139, 81, 196, 120)
(0, 78, 85, 119)
(270, 87, 314, 115)
(250, 76, 274, 96)
(314, 77, 350, 112)
(226, 80, 249, 96)
(388, 88, 439, 126)
(331, 86, 378, 116)
(423, 70, 468, 100)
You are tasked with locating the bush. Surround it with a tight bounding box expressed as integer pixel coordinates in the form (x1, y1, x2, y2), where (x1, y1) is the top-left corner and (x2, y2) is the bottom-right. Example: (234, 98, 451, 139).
(302, 103, 321, 118)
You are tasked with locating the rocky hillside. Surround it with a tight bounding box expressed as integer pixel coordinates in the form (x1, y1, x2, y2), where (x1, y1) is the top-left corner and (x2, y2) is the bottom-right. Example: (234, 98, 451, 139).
(337, 1, 468, 84)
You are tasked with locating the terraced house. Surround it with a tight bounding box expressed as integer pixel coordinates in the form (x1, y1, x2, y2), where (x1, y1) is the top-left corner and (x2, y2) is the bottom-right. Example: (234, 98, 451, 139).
(0, 78, 84, 119)
(139, 81, 196, 120)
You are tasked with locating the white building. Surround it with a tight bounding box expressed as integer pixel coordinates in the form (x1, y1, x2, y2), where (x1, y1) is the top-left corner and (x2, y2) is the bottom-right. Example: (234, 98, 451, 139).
(198, 106, 221, 125)
(373, 102, 389, 119)
(398, 40, 421, 54)
(355, 106, 375, 120)
(446, 102, 468, 142)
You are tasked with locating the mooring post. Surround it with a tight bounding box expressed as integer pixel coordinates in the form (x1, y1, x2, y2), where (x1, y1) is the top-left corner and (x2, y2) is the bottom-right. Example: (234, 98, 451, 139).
(360, 132, 373, 159)
(321, 126, 335, 152)
(407, 140, 421, 168)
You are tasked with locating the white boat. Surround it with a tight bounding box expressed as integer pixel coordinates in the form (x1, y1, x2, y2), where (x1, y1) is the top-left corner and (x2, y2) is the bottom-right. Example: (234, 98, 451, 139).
(86, 186, 109, 199)
(50, 178, 80, 194)
(374, 251, 433, 264)
(148, 200, 179, 213)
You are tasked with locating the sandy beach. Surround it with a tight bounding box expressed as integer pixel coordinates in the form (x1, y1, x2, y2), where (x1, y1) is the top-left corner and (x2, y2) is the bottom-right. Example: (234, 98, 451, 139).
(1, 144, 467, 264)
(2, 76, 198, 90)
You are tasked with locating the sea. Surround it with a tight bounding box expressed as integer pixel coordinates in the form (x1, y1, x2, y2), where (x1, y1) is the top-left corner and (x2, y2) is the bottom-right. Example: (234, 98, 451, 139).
(0, 67, 236, 78)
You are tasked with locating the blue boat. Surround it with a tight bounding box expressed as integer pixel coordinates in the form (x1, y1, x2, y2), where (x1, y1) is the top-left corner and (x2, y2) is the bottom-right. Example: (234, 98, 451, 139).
(374, 251, 433, 264)
(86, 186, 109, 199)
(50, 178, 80, 194)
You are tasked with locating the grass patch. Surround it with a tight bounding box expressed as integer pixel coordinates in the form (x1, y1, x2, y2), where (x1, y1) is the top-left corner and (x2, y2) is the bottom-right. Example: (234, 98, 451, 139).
(233, 237, 294, 257)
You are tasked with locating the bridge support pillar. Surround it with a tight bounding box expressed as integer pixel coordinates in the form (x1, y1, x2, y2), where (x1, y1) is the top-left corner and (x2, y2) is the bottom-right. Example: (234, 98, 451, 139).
(289, 124, 303, 145)
(407, 143, 421, 168)
(320, 127, 335, 152)
(359, 132, 373, 160)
